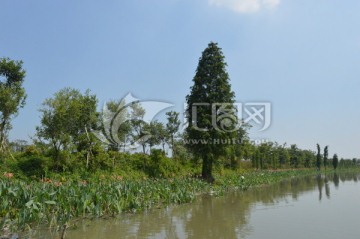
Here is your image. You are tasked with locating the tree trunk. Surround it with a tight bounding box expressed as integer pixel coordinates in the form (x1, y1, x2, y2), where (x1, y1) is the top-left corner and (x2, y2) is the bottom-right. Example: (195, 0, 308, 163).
(0, 134, 5, 153)
(202, 154, 214, 183)
(123, 134, 127, 152)
(171, 135, 175, 158)
(0, 120, 7, 153)
(142, 144, 146, 154)
(85, 126, 92, 169)
(52, 140, 61, 172)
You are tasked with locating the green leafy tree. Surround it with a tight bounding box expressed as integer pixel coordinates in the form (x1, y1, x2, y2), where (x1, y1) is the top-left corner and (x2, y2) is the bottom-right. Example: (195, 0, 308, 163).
(251, 148, 261, 169)
(129, 102, 148, 154)
(0, 58, 26, 153)
(146, 120, 166, 152)
(231, 123, 251, 168)
(277, 144, 290, 167)
(165, 111, 180, 157)
(303, 149, 316, 168)
(104, 99, 131, 151)
(258, 142, 273, 169)
(323, 145, 329, 170)
(332, 154, 339, 170)
(36, 88, 98, 169)
(157, 122, 169, 153)
(185, 42, 238, 182)
(289, 144, 299, 168)
(316, 144, 322, 170)
(239, 139, 253, 161)
(271, 150, 278, 169)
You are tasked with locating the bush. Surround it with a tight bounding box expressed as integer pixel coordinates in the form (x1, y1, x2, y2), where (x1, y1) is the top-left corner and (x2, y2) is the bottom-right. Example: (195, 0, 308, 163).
(130, 153, 150, 171)
(148, 149, 178, 178)
(17, 156, 49, 178)
(108, 151, 133, 172)
(90, 151, 113, 171)
(24, 145, 41, 156)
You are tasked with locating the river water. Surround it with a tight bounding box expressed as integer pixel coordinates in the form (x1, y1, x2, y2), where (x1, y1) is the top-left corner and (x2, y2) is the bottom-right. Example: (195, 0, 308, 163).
(36, 172, 360, 239)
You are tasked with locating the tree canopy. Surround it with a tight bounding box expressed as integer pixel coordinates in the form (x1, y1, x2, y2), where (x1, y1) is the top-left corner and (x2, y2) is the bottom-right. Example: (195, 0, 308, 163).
(185, 42, 239, 182)
(0, 58, 27, 153)
(36, 88, 98, 169)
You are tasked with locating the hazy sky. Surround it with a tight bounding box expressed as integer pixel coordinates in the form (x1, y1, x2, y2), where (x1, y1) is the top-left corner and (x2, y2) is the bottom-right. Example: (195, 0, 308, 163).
(1, 0, 360, 158)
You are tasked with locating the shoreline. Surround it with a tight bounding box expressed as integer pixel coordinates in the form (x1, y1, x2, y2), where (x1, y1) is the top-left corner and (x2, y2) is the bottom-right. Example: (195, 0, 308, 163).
(1, 168, 359, 238)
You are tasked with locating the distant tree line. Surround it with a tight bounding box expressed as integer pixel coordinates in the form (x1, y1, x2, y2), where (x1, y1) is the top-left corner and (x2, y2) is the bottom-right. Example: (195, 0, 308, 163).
(1, 45, 359, 181)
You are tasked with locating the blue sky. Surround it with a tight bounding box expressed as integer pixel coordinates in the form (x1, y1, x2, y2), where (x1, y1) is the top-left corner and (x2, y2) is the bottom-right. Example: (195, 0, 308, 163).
(1, 0, 360, 158)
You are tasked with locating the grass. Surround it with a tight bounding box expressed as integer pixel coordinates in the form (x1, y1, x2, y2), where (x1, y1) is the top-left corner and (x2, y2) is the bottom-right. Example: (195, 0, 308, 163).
(0, 168, 358, 238)
(0, 174, 209, 237)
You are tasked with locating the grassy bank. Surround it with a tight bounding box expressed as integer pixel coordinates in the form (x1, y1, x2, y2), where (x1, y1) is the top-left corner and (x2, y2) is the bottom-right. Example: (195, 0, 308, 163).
(0, 168, 358, 238)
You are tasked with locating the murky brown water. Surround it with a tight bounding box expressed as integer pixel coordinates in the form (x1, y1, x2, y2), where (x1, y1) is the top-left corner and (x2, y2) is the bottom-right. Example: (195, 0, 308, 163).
(35, 173, 360, 239)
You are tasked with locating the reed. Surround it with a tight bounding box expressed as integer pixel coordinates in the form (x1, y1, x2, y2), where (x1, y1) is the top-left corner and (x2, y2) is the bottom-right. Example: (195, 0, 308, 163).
(0, 169, 320, 237)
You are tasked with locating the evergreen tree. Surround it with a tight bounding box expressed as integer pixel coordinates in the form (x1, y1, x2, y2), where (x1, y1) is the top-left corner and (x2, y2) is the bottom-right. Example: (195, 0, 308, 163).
(323, 146, 329, 170)
(185, 42, 238, 182)
(316, 144, 322, 170)
(332, 154, 339, 170)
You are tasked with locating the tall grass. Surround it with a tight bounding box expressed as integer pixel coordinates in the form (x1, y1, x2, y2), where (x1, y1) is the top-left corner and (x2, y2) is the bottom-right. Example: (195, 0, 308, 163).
(0, 169, 320, 237)
(0, 177, 209, 235)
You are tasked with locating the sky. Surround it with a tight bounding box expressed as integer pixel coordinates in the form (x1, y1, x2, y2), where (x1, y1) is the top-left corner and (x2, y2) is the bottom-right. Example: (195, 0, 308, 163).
(1, 0, 360, 159)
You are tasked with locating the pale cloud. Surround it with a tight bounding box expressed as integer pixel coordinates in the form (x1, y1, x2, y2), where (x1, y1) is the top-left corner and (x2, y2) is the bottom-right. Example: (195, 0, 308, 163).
(209, 0, 280, 14)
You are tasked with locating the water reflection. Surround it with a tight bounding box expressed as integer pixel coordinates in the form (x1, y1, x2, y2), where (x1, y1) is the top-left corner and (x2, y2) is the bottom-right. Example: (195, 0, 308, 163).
(35, 172, 360, 239)
(314, 172, 360, 202)
(333, 173, 340, 188)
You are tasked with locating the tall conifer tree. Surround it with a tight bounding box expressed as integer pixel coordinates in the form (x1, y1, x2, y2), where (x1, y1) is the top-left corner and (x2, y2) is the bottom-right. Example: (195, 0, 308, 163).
(186, 42, 238, 182)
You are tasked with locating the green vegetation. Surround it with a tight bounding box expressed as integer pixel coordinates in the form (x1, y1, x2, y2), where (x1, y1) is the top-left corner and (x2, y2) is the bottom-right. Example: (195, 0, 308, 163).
(0, 58, 26, 154)
(0, 168, 324, 238)
(185, 42, 238, 182)
(332, 154, 339, 170)
(165, 111, 180, 157)
(323, 146, 329, 170)
(316, 143, 322, 170)
(36, 88, 98, 171)
(1, 47, 359, 238)
(0, 175, 206, 234)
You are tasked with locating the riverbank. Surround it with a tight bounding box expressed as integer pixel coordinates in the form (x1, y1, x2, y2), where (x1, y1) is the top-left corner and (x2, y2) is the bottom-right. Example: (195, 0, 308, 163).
(0, 168, 358, 238)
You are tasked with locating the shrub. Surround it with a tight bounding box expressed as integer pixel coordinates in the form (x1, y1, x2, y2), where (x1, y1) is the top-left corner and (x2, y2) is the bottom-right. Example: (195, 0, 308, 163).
(17, 156, 49, 178)
(130, 153, 150, 171)
(24, 145, 41, 156)
(148, 149, 178, 178)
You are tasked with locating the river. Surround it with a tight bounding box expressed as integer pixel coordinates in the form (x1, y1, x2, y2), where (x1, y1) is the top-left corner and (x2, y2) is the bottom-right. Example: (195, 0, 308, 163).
(35, 172, 360, 239)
